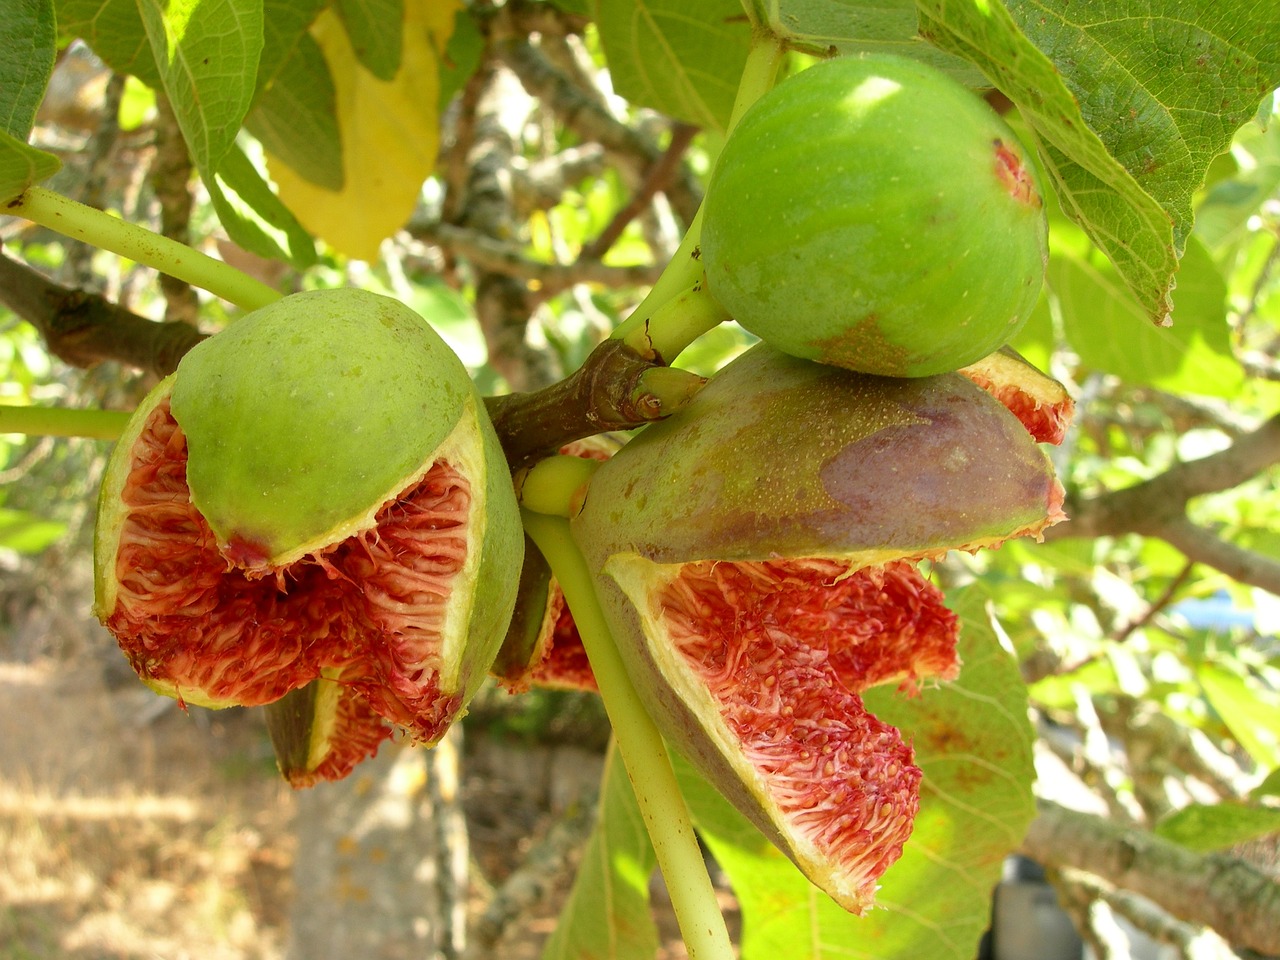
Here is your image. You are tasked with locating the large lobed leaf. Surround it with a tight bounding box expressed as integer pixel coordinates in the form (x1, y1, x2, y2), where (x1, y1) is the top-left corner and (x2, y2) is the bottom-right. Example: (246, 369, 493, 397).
(1, 0, 56, 139)
(677, 586, 1036, 959)
(917, 0, 1280, 326)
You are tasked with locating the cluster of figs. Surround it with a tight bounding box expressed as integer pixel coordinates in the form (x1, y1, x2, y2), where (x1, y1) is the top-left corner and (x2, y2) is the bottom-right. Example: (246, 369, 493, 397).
(95, 54, 1069, 914)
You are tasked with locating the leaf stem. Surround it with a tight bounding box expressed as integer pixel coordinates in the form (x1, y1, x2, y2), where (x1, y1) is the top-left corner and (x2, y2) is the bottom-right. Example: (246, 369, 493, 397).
(6, 186, 282, 310)
(520, 510, 735, 960)
(609, 30, 786, 358)
(618, 276, 732, 361)
(0, 404, 130, 439)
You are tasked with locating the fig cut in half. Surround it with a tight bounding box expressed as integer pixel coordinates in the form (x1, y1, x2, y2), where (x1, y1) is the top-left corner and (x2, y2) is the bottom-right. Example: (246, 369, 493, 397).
(94, 290, 522, 781)
(571, 345, 1065, 912)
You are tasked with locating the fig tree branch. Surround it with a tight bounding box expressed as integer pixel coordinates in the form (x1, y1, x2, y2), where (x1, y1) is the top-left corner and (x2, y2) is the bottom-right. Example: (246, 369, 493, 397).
(1022, 799, 1280, 956)
(1047, 411, 1280, 594)
(0, 250, 205, 376)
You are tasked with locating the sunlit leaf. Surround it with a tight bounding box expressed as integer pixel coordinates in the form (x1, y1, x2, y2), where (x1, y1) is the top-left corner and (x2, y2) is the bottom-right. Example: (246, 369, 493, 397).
(918, 0, 1280, 326)
(1, 0, 56, 139)
(1050, 235, 1244, 396)
(541, 743, 660, 960)
(269, 2, 457, 260)
(593, 0, 751, 133)
(679, 587, 1035, 960)
(135, 0, 263, 176)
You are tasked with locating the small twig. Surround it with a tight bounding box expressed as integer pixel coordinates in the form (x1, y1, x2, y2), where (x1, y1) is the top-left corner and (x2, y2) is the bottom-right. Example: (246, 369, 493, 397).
(0, 251, 205, 377)
(1113, 560, 1196, 643)
(578, 123, 698, 263)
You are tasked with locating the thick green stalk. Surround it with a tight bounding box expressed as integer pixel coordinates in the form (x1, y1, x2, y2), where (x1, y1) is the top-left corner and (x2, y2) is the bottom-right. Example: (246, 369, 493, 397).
(521, 510, 735, 960)
(609, 30, 786, 357)
(7, 187, 281, 310)
(0, 404, 130, 439)
(619, 277, 732, 362)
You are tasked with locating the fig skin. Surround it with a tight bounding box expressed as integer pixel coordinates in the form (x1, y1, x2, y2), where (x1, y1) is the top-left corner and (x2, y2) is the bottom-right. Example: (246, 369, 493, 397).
(700, 54, 1048, 378)
(570, 345, 1064, 910)
(94, 289, 523, 764)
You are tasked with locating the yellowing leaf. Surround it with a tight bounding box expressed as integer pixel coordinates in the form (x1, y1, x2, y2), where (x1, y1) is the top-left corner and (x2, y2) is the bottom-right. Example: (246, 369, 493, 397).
(269, 2, 456, 260)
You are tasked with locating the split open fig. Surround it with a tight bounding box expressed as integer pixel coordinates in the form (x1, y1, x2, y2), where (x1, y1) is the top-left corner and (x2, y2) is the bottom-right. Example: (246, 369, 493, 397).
(94, 289, 523, 779)
(570, 345, 1065, 912)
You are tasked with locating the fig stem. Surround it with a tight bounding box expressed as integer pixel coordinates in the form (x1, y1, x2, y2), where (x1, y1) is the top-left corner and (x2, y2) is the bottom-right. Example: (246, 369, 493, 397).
(0, 404, 130, 439)
(608, 30, 785, 360)
(514, 454, 600, 516)
(5, 186, 282, 311)
(619, 277, 732, 362)
(521, 510, 736, 960)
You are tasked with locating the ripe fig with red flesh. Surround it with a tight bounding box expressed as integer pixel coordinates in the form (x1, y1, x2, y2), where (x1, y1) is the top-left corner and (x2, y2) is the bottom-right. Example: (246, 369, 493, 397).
(570, 345, 1065, 912)
(94, 289, 523, 776)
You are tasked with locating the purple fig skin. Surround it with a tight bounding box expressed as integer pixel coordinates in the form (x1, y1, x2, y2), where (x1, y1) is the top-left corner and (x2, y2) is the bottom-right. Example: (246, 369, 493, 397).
(573, 345, 1064, 566)
(569, 344, 1065, 910)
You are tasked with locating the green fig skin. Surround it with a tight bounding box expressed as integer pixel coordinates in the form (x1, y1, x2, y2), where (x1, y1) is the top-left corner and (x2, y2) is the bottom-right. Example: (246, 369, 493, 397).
(569, 345, 1064, 910)
(700, 54, 1048, 378)
(575, 346, 1064, 567)
(171, 288, 472, 569)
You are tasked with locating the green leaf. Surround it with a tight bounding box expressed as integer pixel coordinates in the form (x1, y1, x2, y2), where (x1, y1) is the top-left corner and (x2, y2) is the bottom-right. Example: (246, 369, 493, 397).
(136, 0, 264, 174)
(680, 587, 1035, 960)
(0, 508, 67, 555)
(333, 0, 403, 81)
(56, 0, 161, 87)
(541, 744, 660, 960)
(1050, 235, 1244, 396)
(915, 0, 1181, 326)
(206, 141, 317, 267)
(1155, 801, 1280, 852)
(592, 0, 752, 133)
(1198, 660, 1280, 768)
(0, 128, 61, 204)
(1, 0, 56, 138)
(438, 6, 483, 114)
(741, 0, 985, 82)
(245, 31, 344, 190)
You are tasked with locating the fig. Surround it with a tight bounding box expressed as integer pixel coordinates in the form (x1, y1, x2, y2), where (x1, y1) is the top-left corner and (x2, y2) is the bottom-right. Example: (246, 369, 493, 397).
(571, 345, 1065, 912)
(94, 289, 523, 767)
(700, 54, 1048, 378)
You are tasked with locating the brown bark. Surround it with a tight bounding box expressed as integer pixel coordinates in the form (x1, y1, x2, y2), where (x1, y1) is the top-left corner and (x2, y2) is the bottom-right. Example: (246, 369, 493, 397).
(1023, 799, 1280, 956)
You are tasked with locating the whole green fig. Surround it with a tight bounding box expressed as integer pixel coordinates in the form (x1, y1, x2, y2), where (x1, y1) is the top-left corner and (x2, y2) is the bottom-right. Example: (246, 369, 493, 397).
(571, 345, 1065, 912)
(94, 289, 523, 780)
(700, 54, 1048, 377)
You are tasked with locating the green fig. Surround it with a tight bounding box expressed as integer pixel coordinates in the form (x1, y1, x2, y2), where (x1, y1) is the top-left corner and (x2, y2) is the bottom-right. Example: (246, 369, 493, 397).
(570, 345, 1064, 912)
(700, 54, 1048, 378)
(94, 289, 523, 767)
